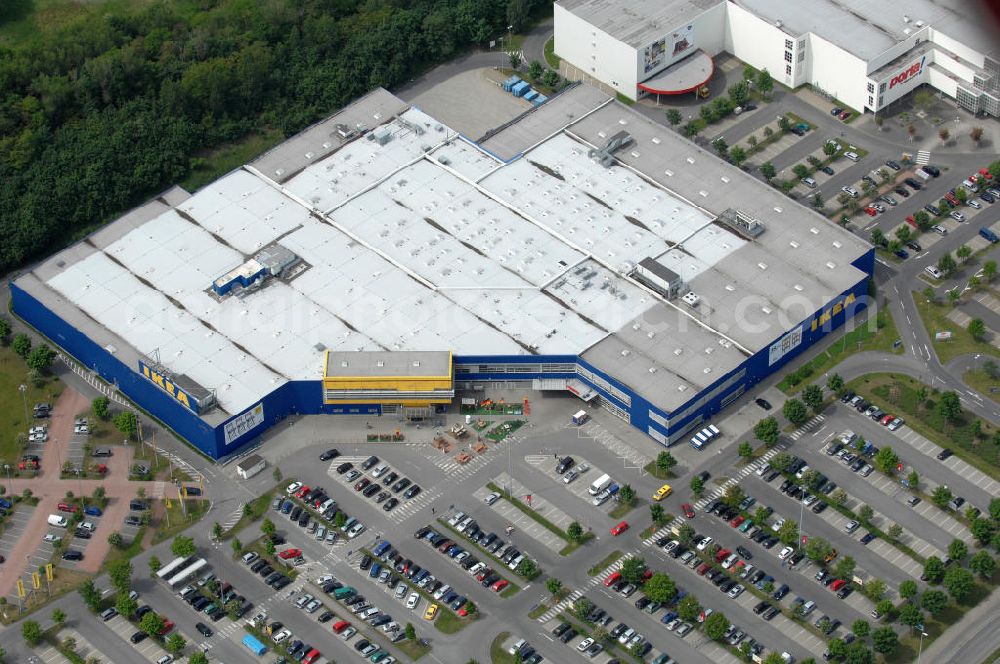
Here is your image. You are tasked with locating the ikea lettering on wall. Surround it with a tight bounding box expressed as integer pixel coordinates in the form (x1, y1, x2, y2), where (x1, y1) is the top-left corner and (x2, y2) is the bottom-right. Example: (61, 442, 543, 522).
(138, 360, 199, 413)
(810, 293, 857, 332)
(889, 56, 926, 89)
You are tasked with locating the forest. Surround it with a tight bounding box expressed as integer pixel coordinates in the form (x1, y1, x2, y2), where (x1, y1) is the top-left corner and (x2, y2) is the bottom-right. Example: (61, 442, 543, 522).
(0, 0, 540, 275)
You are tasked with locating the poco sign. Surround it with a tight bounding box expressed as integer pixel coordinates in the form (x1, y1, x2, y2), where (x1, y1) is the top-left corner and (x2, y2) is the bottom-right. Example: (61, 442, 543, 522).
(138, 360, 200, 413)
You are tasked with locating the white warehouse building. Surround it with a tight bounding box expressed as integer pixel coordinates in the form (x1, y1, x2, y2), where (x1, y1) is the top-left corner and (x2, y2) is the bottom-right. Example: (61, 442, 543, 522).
(554, 0, 1000, 116)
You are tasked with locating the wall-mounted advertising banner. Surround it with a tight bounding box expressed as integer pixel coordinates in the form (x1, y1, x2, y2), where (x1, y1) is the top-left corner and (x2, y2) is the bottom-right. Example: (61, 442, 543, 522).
(138, 360, 201, 414)
(643, 24, 695, 74)
(671, 25, 694, 58)
(768, 325, 803, 366)
(224, 402, 265, 445)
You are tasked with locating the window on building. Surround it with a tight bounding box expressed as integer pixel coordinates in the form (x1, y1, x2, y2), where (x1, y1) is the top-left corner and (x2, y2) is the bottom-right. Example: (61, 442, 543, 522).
(867, 82, 874, 93)
(784, 51, 793, 63)
(785, 39, 793, 50)
(786, 64, 792, 75)
(879, 82, 886, 93)
(868, 95, 874, 106)
(798, 39, 805, 50)
(798, 51, 805, 62)
(878, 95, 884, 106)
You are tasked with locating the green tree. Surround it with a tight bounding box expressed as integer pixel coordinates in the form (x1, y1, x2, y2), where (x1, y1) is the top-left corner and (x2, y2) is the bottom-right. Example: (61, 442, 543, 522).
(264, 538, 276, 556)
(516, 558, 537, 578)
(506, 0, 530, 31)
(148, 556, 161, 576)
(690, 475, 705, 497)
(655, 451, 677, 474)
(21, 620, 42, 646)
(805, 537, 833, 564)
(738, 441, 753, 459)
(107, 531, 124, 549)
(677, 595, 701, 621)
(753, 417, 779, 445)
(572, 597, 594, 621)
(777, 115, 791, 133)
(508, 51, 521, 70)
(722, 483, 746, 509)
(91, 396, 110, 420)
(921, 589, 948, 615)
(334, 512, 347, 529)
(12, 333, 31, 359)
(802, 384, 824, 413)
(171, 535, 195, 558)
(793, 164, 810, 179)
(943, 566, 975, 601)
(109, 559, 132, 595)
(899, 579, 918, 600)
(858, 504, 874, 524)
(832, 555, 856, 580)
(644, 573, 677, 604)
(140, 611, 165, 637)
(937, 253, 958, 276)
(231, 537, 243, 556)
(728, 80, 749, 105)
(116, 595, 138, 619)
(852, 619, 870, 637)
(924, 556, 946, 584)
(52, 608, 66, 624)
(783, 398, 808, 425)
(527, 60, 543, 80)
(712, 138, 729, 157)
(618, 484, 636, 507)
(971, 517, 996, 545)
(969, 318, 987, 340)
(113, 410, 138, 438)
(591, 626, 610, 644)
(166, 633, 186, 654)
(969, 550, 996, 578)
(542, 69, 561, 89)
(862, 578, 887, 602)
(729, 145, 747, 167)
(25, 344, 56, 372)
(189, 653, 209, 664)
(665, 109, 682, 126)
(405, 623, 417, 640)
(760, 162, 776, 181)
(827, 638, 848, 661)
(79, 579, 102, 611)
(650, 503, 665, 525)
(0, 317, 9, 342)
(873, 447, 899, 475)
(984, 260, 997, 282)
(545, 578, 562, 596)
(948, 539, 968, 561)
(567, 521, 584, 543)
(778, 519, 800, 546)
(957, 244, 972, 263)
(677, 523, 695, 546)
(620, 557, 647, 585)
(875, 599, 894, 619)
(932, 486, 954, 509)
(872, 626, 898, 655)
(261, 518, 275, 537)
(757, 68, 773, 97)
(704, 611, 729, 640)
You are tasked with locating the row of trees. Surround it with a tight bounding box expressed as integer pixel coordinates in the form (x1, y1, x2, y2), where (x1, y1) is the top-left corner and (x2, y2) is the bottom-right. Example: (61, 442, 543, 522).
(0, 0, 544, 274)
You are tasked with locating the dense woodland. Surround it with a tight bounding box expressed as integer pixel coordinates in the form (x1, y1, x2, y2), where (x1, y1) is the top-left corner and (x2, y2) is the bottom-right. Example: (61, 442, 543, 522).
(0, 0, 540, 275)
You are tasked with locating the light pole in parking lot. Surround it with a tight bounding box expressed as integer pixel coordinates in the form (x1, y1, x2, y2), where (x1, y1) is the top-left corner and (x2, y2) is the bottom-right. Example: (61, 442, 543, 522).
(3, 464, 11, 496)
(18, 384, 28, 427)
(916, 627, 928, 662)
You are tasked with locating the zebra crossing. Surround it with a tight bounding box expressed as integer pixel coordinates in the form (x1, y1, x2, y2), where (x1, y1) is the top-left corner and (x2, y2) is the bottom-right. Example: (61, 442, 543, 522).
(534, 588, 584, 623)
(218, 502, 245, 533)
(641, 445, 786, 547)
(915, 150, 931, 165)
(787, 414, 826, 441)
(151, 481, 166, 499)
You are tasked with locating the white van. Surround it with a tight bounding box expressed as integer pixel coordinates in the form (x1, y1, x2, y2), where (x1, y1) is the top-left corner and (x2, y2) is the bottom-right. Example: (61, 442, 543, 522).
(924, 266, 943, 279)
(844, 151, 860, 162)
(47, 514, 68, 528)
(801, 177, 817, 188)
(588, 473, 613, 496)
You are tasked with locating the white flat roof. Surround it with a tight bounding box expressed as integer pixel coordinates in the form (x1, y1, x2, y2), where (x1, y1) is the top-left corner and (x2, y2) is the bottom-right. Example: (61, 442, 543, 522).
(21, 86, 869, 415)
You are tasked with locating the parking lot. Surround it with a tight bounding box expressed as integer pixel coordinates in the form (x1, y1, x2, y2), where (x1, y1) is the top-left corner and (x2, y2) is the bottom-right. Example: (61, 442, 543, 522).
(528, 454, 623, 517)
(475, 478, 570, 553)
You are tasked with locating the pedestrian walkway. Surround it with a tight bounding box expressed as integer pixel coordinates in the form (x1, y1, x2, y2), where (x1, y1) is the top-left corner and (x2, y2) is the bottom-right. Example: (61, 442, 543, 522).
(534, 588, 583, 623)
(915, 150, 931, 165)
(788, 414, 826, 441)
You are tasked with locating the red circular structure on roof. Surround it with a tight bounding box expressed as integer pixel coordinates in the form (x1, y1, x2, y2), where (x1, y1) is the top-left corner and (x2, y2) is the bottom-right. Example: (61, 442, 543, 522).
(638, 50, 714, 95)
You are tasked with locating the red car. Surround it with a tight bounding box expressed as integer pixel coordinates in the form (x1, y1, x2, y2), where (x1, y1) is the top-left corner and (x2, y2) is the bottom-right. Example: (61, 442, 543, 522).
(492, 579, 509, 592)
(332, 620, 351, 633)
(905, 215, 917, 228)
(863, 206, 877, 217)
(641, 568, 653, 583)
(158, 618, 174, 635)
(295, 486, 311, 498)
(830, 579, 847, 592)
(696, 562, 711, 575)
(880, 414, 895, 425)
(610, 521, 629, 536)
(977, 168, 993, 180)
(278, 548, 302, 560)
(715, 548, 731, 563)
(57, 502, 78, 513)
(682, 503, 695, 519)
(302, 649, 321, 664)
(729, 515, 745, 528)
(839, 110, 850, 120)
(604, 571, 622, 587)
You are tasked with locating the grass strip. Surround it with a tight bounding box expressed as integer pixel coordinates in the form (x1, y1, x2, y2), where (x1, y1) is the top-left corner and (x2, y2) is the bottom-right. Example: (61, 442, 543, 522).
(587, 550, 624, 577)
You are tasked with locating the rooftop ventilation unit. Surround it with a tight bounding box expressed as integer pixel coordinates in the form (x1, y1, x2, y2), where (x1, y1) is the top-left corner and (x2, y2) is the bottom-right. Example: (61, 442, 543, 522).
(681, 291, 701, 307)
(588, 131, 634, 168)
(718, 208, 765, 238)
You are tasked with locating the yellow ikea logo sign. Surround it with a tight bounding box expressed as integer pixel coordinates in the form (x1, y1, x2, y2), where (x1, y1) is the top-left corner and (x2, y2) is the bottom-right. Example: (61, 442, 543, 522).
(810, 293, 856, 332)
(139, 361, 198, 413)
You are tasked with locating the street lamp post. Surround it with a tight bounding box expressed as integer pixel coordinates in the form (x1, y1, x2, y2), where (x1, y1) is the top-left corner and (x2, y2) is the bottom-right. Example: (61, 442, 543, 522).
(3, 464, 11, 496)
(18, 384, 28, 427)
(916, 629, 928, 663)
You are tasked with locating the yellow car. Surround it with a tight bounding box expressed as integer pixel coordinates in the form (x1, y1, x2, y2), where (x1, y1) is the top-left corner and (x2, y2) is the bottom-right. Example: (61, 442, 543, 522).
(652, 484, 673, 501)
(423, 603, 439, 621)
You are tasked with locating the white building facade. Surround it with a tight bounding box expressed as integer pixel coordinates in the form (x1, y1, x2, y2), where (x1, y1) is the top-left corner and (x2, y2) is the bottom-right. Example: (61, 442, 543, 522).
(555, 0, 1000, 117)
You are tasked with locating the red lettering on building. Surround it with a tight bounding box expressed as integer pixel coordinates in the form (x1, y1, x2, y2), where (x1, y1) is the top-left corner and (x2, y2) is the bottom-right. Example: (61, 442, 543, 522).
(889, 57, 925, 89)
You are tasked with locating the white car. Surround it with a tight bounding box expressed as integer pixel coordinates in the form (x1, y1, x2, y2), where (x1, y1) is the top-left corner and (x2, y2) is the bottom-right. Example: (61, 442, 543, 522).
(968, 199, 982, 209)
(577, 637, 595, 652)
(339, 626, 357, 640)
(74, 424, 90, 435)
(484, 492, 500, 506)
(315, 574, 334, 585)
(347, 522, 366, 539)
(43, 534, 62, 544)
(696, 537, 713, 551)
(79, 521, 96, 532)
(273, 628, 292, 643)
(778, 546, 794, 561)
(28, 432, 48, 443)
(286, 482, 302, 495)
(468, 562, 486, 576)
(394, 585, 408, 599)
(372, 463, 390, 478)
(563, 469, 580, 484)
(727, 584, 745, 599)
(406, 593, 420, 609)
(845, 520, 860, 533)
(433, 585, 451, 600)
